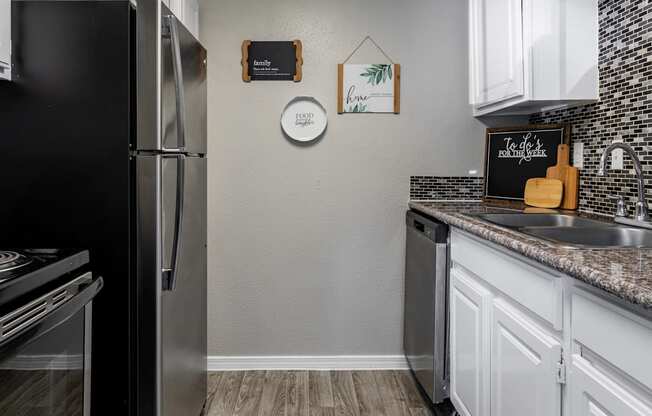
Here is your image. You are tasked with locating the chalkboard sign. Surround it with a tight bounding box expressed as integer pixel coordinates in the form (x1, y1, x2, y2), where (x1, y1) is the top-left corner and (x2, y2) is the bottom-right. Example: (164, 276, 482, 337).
(241, 40, 303, 82)
(484, 124, 570, 201)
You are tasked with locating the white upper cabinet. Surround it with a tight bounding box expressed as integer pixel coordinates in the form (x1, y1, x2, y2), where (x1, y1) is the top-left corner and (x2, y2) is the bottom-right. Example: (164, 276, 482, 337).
(169, 0, 183, 21)
(469, 0, 524, 107)
(469, 0, 599, 116)
(184, 0, 199, 39)
(0, 0, 11, 81)
(164, 0, 199, 39)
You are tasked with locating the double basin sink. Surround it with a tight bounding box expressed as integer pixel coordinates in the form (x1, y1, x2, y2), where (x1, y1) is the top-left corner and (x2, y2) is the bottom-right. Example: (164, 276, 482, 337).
(472, 213, 652, 249)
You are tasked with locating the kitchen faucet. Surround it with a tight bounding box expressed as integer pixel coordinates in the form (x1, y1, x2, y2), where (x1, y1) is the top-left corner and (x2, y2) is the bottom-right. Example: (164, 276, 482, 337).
(598, 142, 651, 227)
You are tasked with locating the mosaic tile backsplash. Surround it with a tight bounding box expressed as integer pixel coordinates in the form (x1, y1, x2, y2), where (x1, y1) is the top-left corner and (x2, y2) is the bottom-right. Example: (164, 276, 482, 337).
(530, 0, 652, 216)
(410, 176, 484, 201)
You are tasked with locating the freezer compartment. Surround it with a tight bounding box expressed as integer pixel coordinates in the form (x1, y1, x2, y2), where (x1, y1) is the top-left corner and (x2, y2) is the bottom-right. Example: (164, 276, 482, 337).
(137, 3, 207, 154)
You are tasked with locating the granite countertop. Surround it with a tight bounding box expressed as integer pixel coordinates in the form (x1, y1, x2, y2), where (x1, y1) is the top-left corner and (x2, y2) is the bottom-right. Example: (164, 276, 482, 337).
(409, 201, 652, 310)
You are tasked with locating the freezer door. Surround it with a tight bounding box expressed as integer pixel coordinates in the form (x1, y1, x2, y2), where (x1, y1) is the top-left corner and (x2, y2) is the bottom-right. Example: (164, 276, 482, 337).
(160, 155, 207, 416)
(159, 5, 207, 154)
(135, 155, 207, 416)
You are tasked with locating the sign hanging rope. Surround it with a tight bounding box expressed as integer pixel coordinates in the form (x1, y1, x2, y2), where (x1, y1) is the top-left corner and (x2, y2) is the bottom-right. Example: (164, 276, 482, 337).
(342, 35, 395, 64)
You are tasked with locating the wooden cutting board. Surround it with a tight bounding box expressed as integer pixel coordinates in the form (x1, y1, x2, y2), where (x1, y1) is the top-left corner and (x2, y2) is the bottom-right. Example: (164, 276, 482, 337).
(524, 178, 563, 208)
(546, 144, 579, 210)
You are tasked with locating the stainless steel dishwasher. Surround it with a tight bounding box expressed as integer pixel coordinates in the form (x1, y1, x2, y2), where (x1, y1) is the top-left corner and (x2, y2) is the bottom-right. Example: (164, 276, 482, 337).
(404, 210, 449, 404)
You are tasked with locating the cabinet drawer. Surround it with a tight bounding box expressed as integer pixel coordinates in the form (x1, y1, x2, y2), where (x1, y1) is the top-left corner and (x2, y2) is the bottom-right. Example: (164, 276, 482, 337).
(451, 230, 563, 329)
(572, 291, 652, 391)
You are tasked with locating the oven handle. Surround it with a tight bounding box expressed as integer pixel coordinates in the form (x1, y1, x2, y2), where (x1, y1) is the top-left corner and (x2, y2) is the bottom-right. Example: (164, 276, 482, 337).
(0, 277, 103, 355)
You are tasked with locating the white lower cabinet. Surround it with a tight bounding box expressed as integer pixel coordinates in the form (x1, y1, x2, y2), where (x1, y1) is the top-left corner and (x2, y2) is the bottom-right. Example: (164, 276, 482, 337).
(491, 299, 562, 416)
(450, 230, 563, 416)
(450, 267, 491, 416)
(449, 263, 562, 416)
(449, 229, 652, 416)
(570, 356, 652, 416)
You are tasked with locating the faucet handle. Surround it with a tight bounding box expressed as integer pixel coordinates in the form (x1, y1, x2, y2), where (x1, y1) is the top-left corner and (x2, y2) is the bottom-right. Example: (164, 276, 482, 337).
(608, 195, 628, 217)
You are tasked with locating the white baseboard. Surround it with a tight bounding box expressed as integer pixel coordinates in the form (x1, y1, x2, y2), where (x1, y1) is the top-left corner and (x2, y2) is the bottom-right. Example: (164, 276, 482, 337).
(207, 355, 409, 371)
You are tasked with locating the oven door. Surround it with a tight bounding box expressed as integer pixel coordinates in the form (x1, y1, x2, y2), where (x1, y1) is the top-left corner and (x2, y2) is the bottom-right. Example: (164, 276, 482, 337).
(0, 273, 102, 415)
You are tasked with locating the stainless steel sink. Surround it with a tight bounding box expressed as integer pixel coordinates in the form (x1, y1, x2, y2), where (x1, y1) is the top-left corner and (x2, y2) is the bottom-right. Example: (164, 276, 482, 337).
(474, 213, 611, 228)
(521, 226, 652, 249)
(470, 212, 652, 248)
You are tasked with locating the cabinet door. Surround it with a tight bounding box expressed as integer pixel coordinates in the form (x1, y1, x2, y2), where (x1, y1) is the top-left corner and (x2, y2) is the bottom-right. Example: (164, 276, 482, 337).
(491, 299, 562, 416)
(184, 0, 199, 38)
(0, 0, 10, 80)
(450, 267, 491, 416)
(469, 0, 524, 106)
(169, 0, 184, 22)
(571, 355, 652, 416)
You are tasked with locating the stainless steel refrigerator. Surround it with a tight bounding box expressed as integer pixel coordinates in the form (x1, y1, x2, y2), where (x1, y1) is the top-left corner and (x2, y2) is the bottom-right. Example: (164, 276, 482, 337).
(0, 1, 207, 415)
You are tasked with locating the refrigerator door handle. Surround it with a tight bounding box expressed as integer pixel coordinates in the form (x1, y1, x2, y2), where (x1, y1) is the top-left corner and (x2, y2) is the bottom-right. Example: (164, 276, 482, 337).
(164, 14, 186, 153)
(162, 155, 185, 291)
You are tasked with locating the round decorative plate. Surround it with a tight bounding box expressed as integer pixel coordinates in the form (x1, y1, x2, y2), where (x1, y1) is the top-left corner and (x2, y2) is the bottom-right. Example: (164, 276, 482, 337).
(280, 97, 328, 142)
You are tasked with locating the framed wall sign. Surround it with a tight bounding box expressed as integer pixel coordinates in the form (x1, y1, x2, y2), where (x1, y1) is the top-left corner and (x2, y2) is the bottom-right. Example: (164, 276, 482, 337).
(483, 124, 571, 202)
(337, 63, 400, 113)
(280, 97, 328, 143)
(241, 40, 303, 82)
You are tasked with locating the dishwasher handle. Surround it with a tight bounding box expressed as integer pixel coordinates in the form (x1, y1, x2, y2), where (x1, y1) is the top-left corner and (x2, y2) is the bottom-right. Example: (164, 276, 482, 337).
(406, 210, 447, 243)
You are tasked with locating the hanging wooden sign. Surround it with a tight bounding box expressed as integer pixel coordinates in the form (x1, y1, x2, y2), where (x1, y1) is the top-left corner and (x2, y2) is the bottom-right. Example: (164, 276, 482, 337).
(337, 36, 400, 114)
(337, 63, 400, 113)
(241, 40, 303, 82)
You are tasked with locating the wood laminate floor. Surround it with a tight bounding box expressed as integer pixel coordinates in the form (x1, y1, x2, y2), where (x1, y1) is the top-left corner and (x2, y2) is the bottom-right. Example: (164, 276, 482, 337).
(205, 370, 456, 416)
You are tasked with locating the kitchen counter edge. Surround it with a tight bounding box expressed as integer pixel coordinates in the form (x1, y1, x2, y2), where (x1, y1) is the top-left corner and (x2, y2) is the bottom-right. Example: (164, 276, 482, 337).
(409, 201, 652, 311)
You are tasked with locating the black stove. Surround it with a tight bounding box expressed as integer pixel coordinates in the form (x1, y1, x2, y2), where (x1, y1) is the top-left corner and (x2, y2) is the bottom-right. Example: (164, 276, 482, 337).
(0, 247, 100, 415)
(0, 251, 35, 277)
(0, 249, 90, 308)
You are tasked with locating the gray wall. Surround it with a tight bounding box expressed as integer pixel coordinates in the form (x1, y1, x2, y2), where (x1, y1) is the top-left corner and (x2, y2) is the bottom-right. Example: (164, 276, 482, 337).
(201, 0, 501, 356)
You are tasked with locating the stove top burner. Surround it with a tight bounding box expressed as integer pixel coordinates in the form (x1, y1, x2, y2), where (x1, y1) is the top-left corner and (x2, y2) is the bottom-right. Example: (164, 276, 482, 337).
(0, 251, 33, 273)
(0, 252, 20, 265)
(0, 249, 89, 309)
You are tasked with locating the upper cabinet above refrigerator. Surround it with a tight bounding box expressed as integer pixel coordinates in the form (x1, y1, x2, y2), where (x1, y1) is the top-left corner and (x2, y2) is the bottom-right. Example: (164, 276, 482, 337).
(469, 0, 599, 116)
(0, 0, 11, 80)
(162, 0, 199, 38)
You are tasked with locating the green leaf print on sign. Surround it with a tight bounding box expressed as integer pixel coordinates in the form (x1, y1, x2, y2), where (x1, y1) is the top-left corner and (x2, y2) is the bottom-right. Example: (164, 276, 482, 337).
(346, 103, 368, 113)
(360, 64, 393, 86)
